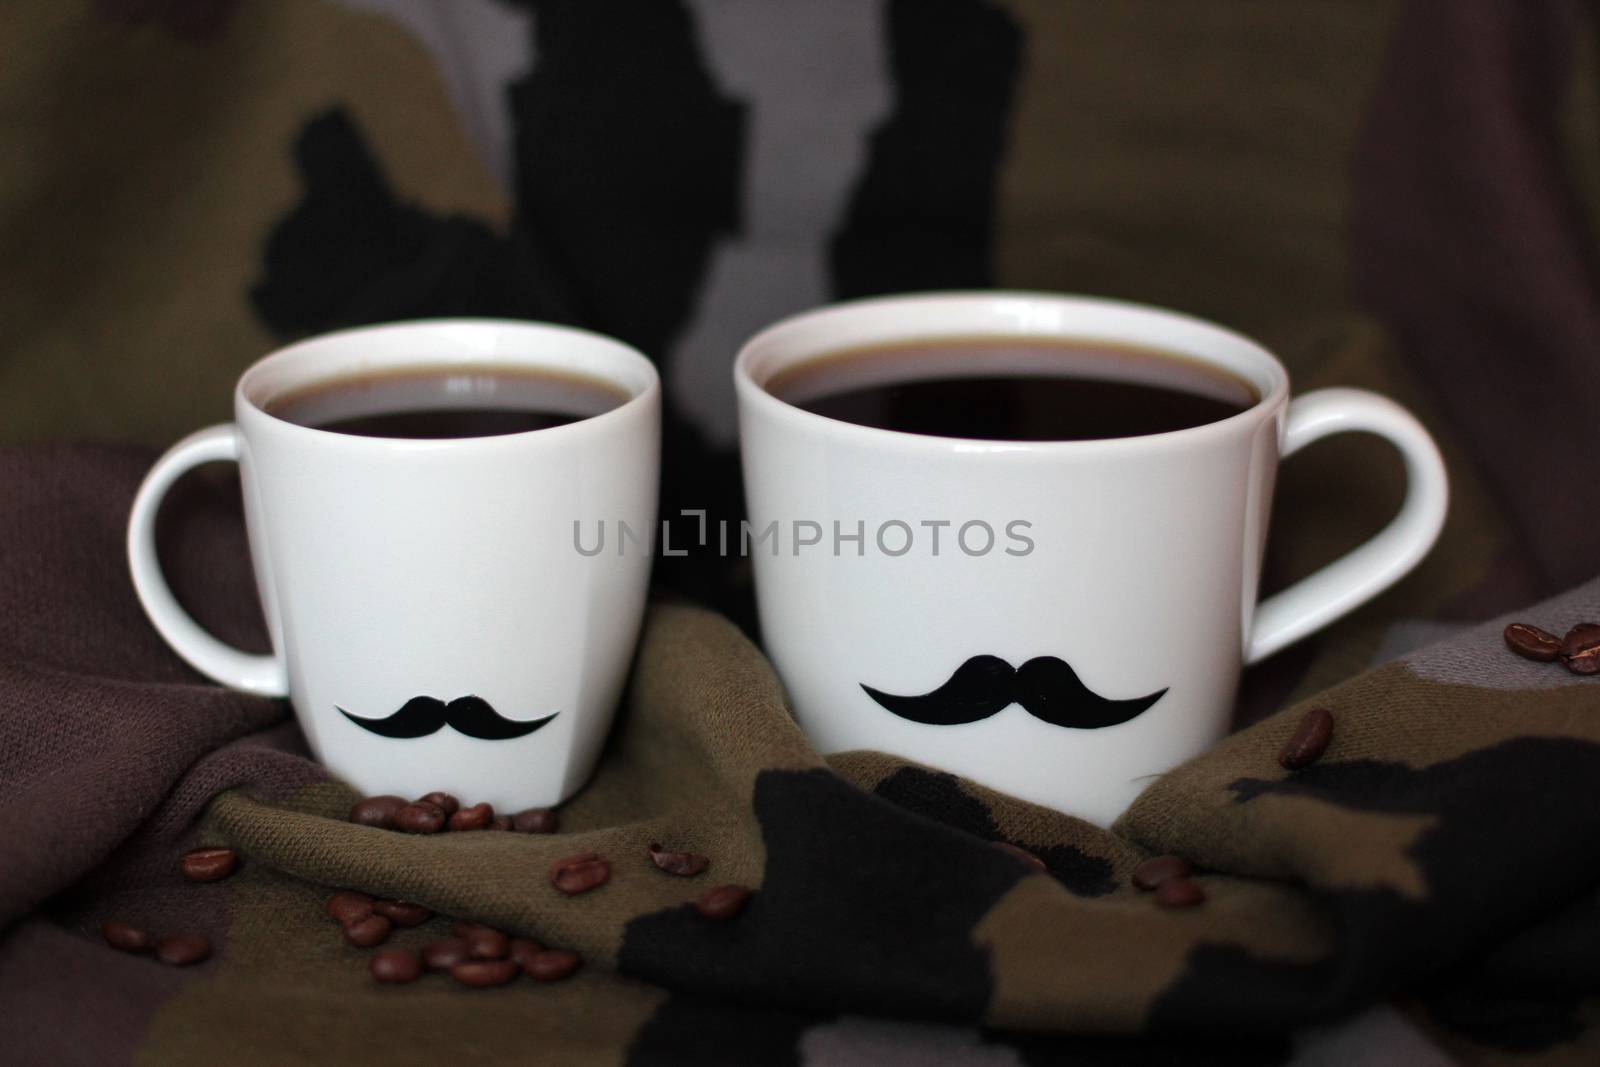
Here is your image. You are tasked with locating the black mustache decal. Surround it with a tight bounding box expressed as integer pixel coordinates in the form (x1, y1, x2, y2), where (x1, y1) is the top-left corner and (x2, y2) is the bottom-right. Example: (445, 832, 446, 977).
(337, 696, 558, 741)
(862, 656, 1166, 729)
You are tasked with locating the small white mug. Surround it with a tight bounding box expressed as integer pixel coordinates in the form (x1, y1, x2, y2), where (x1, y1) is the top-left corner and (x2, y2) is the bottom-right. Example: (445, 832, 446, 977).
(735, 292, 1448, 827)
(128, 320, 659, 810)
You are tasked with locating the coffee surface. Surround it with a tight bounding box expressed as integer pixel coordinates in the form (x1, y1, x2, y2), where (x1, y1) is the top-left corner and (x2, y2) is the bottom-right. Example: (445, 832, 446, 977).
(769, 337, 1257, 441)
(266, 365, 629, 439)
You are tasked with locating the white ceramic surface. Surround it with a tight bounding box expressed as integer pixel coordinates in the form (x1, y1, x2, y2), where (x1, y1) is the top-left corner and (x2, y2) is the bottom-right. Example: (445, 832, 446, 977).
(735, 292, 1447, 827)
(128, 320, 660, 809)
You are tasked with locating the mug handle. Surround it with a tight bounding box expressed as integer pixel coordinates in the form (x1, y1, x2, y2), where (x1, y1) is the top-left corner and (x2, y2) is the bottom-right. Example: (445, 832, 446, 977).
(1246, 388, 1449, 664)
(126, 424, 289, 696)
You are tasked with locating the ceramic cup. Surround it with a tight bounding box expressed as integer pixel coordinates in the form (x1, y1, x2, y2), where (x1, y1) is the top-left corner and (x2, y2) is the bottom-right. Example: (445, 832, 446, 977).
(735, 292, 1447, 826)
(128, 320, 659, 810)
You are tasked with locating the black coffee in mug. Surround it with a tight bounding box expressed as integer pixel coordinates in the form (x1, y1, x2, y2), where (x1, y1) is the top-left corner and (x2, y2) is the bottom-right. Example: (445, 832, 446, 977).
(266, 364, 631, 438)
(767, 336, 1259, 441)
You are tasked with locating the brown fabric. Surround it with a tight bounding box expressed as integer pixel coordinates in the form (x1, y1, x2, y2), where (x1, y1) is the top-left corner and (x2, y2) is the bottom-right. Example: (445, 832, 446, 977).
(1352, 0, 1600, 592)
(0, 0, 506, 445)
(995, 0, 1397, 367)
(2, 446, 1599, 1067)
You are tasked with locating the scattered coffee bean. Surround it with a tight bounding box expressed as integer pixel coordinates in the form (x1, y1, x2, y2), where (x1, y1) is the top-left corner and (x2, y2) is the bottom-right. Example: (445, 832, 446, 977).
(448, 802, 494, 832)
(1132, 855, 1192, 891)
(180, 847, 237, 883)
(393, 802, 446, 834)
(343, 914, 392, 948)
(1504, 623, 1562, 662)
(647, 842, 710, 877)
(694, 884, 752, 920)
(450, 959, 519, 988)
(991, 841, 1046, 872)
(1278, 707, 1334, 770)
(450, 921, 509, 959)
(372, 900, 433, 927)
(349, 795, 408, 829)
(490, 815, 513, 831)
(509, 937, 543, 972)
(551, 853, 610, 895)
(325, 891, 375, 925)
(1568, 651, 1600, 675)
(101, 920, 150, 953)
(153, 933, 211, 965)
(423, 938, 471, 971)
(419, 792, 460, 817)
(1155, 878, 1206, 908)
(511, 809, 559, 834)
(464, 927, 509, 960)
(370, 949, 422, 984)
(1562, 624, 1600, 675)
(1560, 623, 1600, 659)
(525, 948, 581, 982)
(1561, 652, 1600, 675)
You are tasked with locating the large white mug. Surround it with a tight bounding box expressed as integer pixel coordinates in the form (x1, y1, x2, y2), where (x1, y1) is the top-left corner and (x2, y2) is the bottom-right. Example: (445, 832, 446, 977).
(128, 320, 659, 810)
(735, 292, 1447, 826)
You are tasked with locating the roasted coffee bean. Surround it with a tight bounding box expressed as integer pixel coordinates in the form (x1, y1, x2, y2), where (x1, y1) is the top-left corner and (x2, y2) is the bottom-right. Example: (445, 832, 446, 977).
(490, 816, 513, 831)
(101, 920, 150, 953)
(370, 949, 422, 984)
(1560, 623, 1600, 658)
(419, 792, 460, 817)
(1568, 647, 1600, 675)
(991, 841, 1046, 872)
(694, 884, 752, 920)
(180, 847, 237, 883)
(451, 921, 487, 938)
(1562, 624, 1600, 674)
(154, 933, 212, 965)
(393, 802, 446, 834)
(343, 914, 393, 948)
(509, 937, 543, 972)
(448, 802, 494, 832)
(647, 842, 710, 877)
(525, 949, 581, 982)
(1278, 707, 1334, 770)
(1504, 623, 1562, 662)
(450, 959, 519, 988)
(1155, 878, 1206, 908)
(511, 808, 559, 834)
(551, 853, 610, 895)
(423, 938, 471, 971)
(1132, 855, 1192, 891)
(372, 900, 433, 927)
(325, 891, 375, 925)
(464, 927, 509, 960)
(349, 795, 408, 829)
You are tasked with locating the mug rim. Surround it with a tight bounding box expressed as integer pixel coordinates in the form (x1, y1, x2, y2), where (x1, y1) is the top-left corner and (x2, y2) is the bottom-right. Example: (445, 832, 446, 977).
(733, 291, 1291, 455)
(236, 318, 660, 449)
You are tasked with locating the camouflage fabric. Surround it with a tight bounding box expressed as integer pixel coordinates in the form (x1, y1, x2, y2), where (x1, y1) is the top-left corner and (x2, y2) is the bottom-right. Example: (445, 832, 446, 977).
(4, 1, 1600, 1063)
(4, 1, 1596, 619)
(2, 445, 1598, 1066)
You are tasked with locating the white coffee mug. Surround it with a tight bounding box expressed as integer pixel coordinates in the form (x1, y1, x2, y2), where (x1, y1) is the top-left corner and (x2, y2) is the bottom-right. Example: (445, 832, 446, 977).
(128, 320, 659, 810)
(735, 292, 1447, 827)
